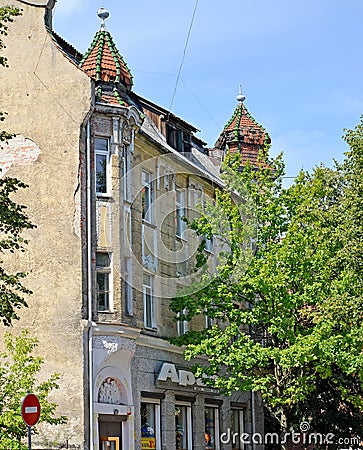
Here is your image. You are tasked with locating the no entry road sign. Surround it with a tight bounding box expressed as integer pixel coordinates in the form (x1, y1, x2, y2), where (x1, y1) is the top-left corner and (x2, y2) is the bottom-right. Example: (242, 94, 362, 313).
(21, 393, 41, 427)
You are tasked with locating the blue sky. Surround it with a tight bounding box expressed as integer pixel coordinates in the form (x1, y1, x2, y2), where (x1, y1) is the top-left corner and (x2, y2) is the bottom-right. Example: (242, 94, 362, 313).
(52, 0, 363, 179)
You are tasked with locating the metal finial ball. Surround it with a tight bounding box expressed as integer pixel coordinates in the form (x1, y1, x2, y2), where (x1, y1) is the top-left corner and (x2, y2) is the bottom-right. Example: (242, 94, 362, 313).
(236, 93, 246, 103)
(97, 7, 110, 21)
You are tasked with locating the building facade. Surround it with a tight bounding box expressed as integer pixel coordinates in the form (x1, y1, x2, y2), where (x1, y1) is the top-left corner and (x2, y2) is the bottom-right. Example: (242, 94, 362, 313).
(0, 2, 269, 449)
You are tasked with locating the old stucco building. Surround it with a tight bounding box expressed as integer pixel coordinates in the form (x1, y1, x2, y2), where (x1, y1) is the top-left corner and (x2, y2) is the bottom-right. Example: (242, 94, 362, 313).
(0, 1, 270, 449)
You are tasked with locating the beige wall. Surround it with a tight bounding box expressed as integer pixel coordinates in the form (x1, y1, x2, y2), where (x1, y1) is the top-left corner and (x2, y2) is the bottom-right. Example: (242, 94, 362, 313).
(91, 114, 218, 338)
(0, 1, 91, 447)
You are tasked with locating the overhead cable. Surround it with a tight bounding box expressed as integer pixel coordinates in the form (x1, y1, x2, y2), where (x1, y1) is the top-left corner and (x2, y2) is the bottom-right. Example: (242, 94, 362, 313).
(167, 0, 199, 119)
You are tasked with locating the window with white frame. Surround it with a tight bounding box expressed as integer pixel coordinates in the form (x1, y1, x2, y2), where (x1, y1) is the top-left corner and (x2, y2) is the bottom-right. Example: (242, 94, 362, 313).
(142, 170, 154, 223)
(143, 273, 156, 329)
(175, 403, 192, 450)
(231, 408, 245, 450)
(124, 257, 133, 316)
(122, 143, 131, 201)
(141, 401, 161, 450)
(204, 235, 213, 253)
(203, 199, 213, 253)
(177, 308, 189, 336)
(205, 314, 215, 329)
(96, 252, 112, 311)
(205, 405, 220, 450)
(95, 137, 110, 195)
(176, 189, 186, 238)
(163, 171, 172, 190)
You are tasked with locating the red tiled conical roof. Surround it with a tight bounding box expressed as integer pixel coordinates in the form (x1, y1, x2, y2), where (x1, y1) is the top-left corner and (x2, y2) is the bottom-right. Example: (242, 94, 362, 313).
(215, 95, 270, 166)
(79, 29, 133, 89)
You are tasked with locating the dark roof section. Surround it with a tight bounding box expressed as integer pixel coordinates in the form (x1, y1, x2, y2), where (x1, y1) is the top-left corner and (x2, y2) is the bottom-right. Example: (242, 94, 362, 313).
(47, 29, 83, 64)
(131, 93, 200, 134)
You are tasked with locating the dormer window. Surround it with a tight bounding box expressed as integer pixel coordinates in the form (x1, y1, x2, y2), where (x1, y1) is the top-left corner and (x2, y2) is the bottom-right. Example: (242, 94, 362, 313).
(166, 124, 191, 153)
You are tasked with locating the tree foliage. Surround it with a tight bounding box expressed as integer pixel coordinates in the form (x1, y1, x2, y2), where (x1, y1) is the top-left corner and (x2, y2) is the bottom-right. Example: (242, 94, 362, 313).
(171, 121, 363, 445)
(0, 175, 35, 325)
(0, 6, 21, 142)
(0, 5, 34, 325)
(0, 330, 67, 450)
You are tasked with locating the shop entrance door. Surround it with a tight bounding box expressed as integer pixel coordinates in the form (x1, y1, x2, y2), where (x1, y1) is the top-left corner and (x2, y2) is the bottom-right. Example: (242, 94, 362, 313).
(100, 436, 120, 450)
(99, 415, 123, 450)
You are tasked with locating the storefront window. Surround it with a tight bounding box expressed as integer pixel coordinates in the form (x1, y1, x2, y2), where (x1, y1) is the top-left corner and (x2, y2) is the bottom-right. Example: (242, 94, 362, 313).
(205, 406, 219, 450)
(175, 404, 192, 450)
(141, 402, 160, 450)
(231, 409, 245, 450)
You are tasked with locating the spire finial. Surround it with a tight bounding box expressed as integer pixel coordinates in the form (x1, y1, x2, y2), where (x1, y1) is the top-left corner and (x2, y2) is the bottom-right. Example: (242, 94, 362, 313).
(236, 85, 246, 103)
(97, 7, 110, 30)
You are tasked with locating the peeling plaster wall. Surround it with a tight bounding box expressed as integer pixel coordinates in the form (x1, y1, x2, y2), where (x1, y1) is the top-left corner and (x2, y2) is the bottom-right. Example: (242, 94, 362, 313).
(0, 135, 41, 175)
(0, 1, 91, 448)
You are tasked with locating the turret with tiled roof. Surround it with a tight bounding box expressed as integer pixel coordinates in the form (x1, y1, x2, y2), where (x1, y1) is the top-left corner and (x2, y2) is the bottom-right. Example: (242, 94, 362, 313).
(214, 88, 271, 166)
(79, 8, 133, 107)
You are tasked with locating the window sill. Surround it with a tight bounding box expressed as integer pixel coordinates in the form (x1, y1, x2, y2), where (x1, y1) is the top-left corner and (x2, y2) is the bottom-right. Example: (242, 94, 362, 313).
(142, 220, 157, 229)
(142, 327, 158, 334)
(96, 194, 112, 200)
(175, 234, 187, 243)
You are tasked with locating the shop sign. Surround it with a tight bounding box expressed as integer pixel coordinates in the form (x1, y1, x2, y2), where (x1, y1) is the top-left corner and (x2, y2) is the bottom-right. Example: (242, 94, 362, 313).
(157, 363, 202, 387)
(142, 438, 156, 449)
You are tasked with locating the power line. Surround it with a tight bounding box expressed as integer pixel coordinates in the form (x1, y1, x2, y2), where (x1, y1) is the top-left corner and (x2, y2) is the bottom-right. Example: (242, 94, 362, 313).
(168, 0, 199, 119)
(132, 67, 222, 131)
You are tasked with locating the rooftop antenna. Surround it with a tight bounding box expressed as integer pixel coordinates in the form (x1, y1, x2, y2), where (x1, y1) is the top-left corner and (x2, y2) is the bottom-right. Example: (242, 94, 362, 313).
(236, 85, 246, 103)
(97, 7, 110, 30)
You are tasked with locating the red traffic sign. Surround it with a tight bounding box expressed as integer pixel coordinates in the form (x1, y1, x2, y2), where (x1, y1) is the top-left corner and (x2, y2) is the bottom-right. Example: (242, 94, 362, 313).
(21, 393, 41, 427)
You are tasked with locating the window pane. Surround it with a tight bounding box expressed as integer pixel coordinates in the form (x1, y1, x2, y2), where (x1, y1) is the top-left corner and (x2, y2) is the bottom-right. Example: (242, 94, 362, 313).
(177, 309, 188, 336)
(96, 252, 110, 267)
(141, 403, 156, 450)
(205, 236, 213, 253)
(175, 405, 189, 450)
(205, 407, 217, 450)
(142, 171, 153, 222)
(176, 191, 186, 237)
(143, 273, 151, 287)
(96, 252, 111, 311)
(143, 274, 154, 328)
(97, 272, 109, 311)
(176, 208, 184, 237)
(166, 124, 175, 148)
(142, 185, 150, 220)
(95, 137, 108, 152)
(176, 130, 183, 152)
(96, 153, 107, 193)
(231, 409, 244, 450)
(145, 290, 152, 328)
(142, 170, 150, 184)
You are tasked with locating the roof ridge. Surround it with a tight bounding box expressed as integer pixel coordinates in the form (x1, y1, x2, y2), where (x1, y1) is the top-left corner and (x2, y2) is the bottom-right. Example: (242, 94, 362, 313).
(79, 30, 100, 67)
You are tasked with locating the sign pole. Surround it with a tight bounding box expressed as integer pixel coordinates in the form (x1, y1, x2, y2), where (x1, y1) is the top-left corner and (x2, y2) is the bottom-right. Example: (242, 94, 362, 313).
(28, 425, 31, 450)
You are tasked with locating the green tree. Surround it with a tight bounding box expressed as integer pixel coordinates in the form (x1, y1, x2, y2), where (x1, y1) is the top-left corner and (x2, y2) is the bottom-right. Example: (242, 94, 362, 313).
(0, 5, 35, 326)
(0, 330, 67, 450)
(171, 133, 363, 447)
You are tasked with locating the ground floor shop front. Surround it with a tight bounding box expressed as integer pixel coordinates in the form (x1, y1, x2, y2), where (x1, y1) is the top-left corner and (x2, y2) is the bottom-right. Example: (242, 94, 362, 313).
(91, 325, 264, 450)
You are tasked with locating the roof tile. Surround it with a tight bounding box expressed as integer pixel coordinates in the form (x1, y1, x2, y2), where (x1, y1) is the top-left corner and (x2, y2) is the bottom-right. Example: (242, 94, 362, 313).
(215, 101, 271, 166)
(80, 30, 133, 89)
